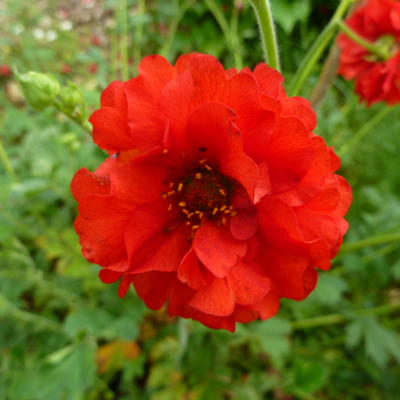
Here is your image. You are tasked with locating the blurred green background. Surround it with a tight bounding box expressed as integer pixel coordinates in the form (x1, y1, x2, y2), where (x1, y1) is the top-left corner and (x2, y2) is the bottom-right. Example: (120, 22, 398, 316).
(1, 0, 400, 399)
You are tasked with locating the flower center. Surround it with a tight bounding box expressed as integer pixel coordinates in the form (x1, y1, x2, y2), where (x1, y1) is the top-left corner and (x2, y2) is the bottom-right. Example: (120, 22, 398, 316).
(163, 159, 237, 230)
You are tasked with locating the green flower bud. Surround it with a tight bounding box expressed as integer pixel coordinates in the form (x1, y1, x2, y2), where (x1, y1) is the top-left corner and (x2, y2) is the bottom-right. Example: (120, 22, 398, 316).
(17, 71, 60, 110)
(58, 81, 85, 113)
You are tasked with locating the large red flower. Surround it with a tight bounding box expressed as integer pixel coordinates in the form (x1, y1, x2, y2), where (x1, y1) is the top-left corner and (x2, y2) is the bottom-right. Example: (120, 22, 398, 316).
(72, 53, 352, 332)
(338, 0, 400, 105)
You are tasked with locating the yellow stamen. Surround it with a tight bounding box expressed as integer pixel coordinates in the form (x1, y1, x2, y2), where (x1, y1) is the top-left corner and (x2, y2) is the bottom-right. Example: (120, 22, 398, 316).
(167, 190, 175, 196)
(192, 225, 200, 230)
(161, 193, 167, 199)
(219, 189, 227, 196)
(195, 172, 202, 180)
(212, 207, 219, 215)
(230, 211, 237, 216)
(177, 183, 184, 192)
(199, 159, 207, 164)
(178, 201, 187, 207)
(220, 205, 227, 211)
(204, 164, 212, 171)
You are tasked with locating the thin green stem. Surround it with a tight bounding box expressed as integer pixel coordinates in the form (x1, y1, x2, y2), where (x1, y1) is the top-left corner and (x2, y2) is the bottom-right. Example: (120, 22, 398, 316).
(0, 139, 16, 178)
(338, 106, 394, 156)
(339, 232, 400, 254)
(205, 0, 243, 69)
(337, 20, 389, 59)
(160, 0, 193, 60)
(248, 0, 280, 70)
(292, 302, 400, 330)
(133, 0, 146, 75)
(119, 0, 130, 80)
(288, 0, 353, 96)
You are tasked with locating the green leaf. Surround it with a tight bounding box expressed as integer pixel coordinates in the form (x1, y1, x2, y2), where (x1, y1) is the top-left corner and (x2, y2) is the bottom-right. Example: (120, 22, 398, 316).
(291, 360, 329, 394)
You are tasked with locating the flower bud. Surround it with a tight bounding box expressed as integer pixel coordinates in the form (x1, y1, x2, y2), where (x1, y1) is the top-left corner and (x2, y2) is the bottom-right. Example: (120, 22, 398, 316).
(17, 71, 60, 110)
(58, 81, 85, 113)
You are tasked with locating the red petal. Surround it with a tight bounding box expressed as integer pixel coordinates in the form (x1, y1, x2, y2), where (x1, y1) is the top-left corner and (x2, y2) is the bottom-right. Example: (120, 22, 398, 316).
(227, 261, 271, 305)
(90, 107, 135, 152)
(71, 168, 110, 201)
(193, 221, 247, 278)
(189, 277, 235, 317)
(177, 249, 212, 290)
(131, 271, 175, 309)
(230, 210, 258, 241)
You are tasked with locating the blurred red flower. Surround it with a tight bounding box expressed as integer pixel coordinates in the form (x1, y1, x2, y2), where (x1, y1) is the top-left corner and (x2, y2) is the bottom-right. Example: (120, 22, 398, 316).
(88, 62, 99, 74)
(72, 53, 352, 331)
(0, 64, 12, 77)
(338, 0, 400, 105)
(61, 64, 72, 74)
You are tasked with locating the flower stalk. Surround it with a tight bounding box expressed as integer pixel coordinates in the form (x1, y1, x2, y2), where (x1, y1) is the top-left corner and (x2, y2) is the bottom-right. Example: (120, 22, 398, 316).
(248, 0, 281, 71)
(292, 302, 400, 330)
(289, 0, 353, 96)
(0, 139, 16, 178)
(338, 106, 394, 156)
(337, 20, 390, 60)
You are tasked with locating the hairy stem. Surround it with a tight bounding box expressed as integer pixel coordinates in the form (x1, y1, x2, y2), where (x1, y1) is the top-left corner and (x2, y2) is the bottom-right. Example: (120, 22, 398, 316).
(248, 0, 280, 70)
(288, 0, 353, 96)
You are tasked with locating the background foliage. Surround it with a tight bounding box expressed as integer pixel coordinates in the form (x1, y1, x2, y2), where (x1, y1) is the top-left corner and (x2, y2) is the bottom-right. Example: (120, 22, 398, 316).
(1, 0, 400, 399)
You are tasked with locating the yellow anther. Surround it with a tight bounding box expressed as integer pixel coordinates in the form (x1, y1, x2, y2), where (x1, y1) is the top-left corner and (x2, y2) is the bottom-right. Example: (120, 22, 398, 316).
(224, 209, 231, 214)
(188, 213, 194, 218)
(212, 207, 219, 215)
(195, 211, 204, 218)
(204, 164, 212, 171)
(219, 189, 227, 196)
(167, 190, 175, 196)
(192, 225, 200, 230)
(178, 201, 187, 207)
(161, 193, 168, 199)
(185, 221, 191, 226)
(220, 205, 227, 211)
(177, 183, 184, 192)
(230, 211, 237, 216)
(199, 159, 207, 164)
(195, 172, 202, 180)
(163, 149, 168, 154)
(182, 209, 189, 215)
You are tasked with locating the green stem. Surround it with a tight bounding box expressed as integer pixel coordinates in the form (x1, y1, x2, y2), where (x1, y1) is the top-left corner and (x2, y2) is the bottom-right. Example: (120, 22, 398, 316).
(160, 0, 193, 60)
(337, 20, 389, 59)
(205, 0, 243, 69)
(120, 0, 129, 80)
(338, 106, 394, 156)
(339, 232, 400, 254)
(0, 139, 16, 178)
(288, 0, 353, 96)
(292, 302, 400, 330)
(133, 0, 146, 75)
(248, 0, 280, 71)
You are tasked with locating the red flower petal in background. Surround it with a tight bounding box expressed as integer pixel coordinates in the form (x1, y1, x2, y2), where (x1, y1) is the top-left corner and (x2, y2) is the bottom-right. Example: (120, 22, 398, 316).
(71, 53, 352, 331)
(338, 0, 400, 105)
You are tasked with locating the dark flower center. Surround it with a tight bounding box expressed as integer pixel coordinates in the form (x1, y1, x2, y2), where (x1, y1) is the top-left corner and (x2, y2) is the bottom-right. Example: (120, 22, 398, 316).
(163, 159, 237, 230)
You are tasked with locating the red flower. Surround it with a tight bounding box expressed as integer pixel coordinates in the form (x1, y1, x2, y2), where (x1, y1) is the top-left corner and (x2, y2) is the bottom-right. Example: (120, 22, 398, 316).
(338, 0, 400, 105)
(72, 53, 352, 331)
(0, 64, 12, 77)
